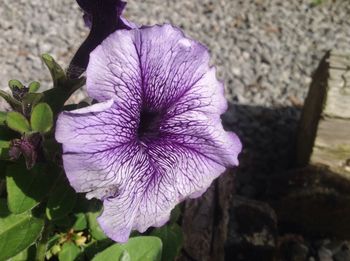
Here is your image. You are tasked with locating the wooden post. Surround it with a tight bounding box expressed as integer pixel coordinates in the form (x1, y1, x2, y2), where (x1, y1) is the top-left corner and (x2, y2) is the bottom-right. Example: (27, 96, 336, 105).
(270, 51, 350, 238)
(179, 170, 234, 261)
(296, 51, 350, 178)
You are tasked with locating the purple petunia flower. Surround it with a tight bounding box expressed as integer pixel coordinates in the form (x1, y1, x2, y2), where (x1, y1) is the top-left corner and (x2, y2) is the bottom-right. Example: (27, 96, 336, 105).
(56, 24, 242, 242)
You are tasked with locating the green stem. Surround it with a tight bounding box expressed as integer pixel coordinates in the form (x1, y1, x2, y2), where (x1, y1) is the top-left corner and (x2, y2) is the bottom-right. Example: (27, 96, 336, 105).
(36, 220, 51, 261)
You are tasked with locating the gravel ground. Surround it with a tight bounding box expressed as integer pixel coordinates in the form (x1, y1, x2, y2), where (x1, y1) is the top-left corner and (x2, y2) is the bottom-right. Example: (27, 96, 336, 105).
(1, 0, 349, 106)
(1, 0, 350, 260)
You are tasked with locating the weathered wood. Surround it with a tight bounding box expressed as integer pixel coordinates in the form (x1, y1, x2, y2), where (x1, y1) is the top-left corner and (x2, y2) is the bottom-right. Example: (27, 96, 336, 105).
(296, 51, 350, 178)
(296, 51, 330, 167)
(273, 51, 350, 238)
(326, 53, 350, 118)
(179, 170, 234, 261)
(313, 118, 350, 177)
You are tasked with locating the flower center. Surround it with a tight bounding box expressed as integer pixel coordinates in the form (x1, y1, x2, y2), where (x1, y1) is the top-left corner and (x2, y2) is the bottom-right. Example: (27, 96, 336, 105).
(137, 108, 162, 140)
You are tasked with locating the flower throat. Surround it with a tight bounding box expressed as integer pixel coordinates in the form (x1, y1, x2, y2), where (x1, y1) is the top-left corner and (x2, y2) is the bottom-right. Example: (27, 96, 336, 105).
(137, 108, 162, 140)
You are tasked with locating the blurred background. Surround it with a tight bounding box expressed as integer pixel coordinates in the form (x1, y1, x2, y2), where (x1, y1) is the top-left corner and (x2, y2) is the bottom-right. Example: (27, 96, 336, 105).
(0, 0, 349, 260)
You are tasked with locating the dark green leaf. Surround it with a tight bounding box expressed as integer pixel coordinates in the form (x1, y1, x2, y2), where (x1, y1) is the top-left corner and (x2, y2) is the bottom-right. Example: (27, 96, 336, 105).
(0, 199, 44, 260)
(0, 90, 22, 111)
(0, 125, 19, 140)
(42, 138, 61, 162)
(170, 205, 181, 223)
(41, 76, 85, 114)
(51, 215, 75, 229)
(0, 141, 10, 161)
(28, 81, 40, 93)
(21, 92, 44, 117)
(151, 223, 183, 261)
(86, 201, 107, 240)
(0, 147, 9, 160)
(30, 103, 53, 133)
(0, 111, 6, 125)
(46, 177, 77, 220)
(91, 237, 162, 261)
(6, 163, 59, 214)
(82, 239, 114, 260)
(42, 54, 66, 88)
(6, 112, 31, 133)
(58, 242, 81, 261)
(0, 125, 16, 158)
(8, 80, 24, 90)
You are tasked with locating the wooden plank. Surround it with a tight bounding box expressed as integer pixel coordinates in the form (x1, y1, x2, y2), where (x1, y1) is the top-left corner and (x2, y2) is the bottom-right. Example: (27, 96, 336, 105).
(324, 52, 350, 118)
(296, 52, 329, 167)
(296, 51, 350, 178)
(312, 117, 350, 177)
(179, 170, 234, 261)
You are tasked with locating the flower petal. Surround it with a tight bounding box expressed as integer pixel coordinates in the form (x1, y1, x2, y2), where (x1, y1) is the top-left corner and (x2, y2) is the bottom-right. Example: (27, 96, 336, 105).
(58, 24, 242, 242)
(87, 24, 216, 110)
(97, 133, 240, 242)
(55, 99, 139, 195)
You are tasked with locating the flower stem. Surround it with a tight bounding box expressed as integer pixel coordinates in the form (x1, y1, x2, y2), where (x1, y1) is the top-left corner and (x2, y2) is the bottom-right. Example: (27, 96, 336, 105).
(36, 220, 51, 261)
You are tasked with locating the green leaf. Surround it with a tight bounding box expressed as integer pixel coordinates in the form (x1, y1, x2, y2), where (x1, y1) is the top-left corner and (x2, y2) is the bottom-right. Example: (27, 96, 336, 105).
(86, 201, 107, 240)
(92, 237, 162, 261)
(51, 215, 75, 229)
(58, 242, 81, 261)
(0, 141, 10, 161)
(42, 54, 66, 88)
(0, 140, 10, 148)
(0, 147, 9, 160)
(21, 92, 44, 117)
(46, 177, 77, 220)
(28, 81, 40, 93)
(0, 111, 6, 125)
(73, 213, 87, 231)
(41, 76, 85, 114)
(151, 224, 183, 261)
(6, 163, 59, 214)
(0, 126, 18, 160)
(30, 103, 53, 133)
(8, 80, 24, 90)
(120, 250, 131, 261)
(47, 233, 61, 251)
(0, 90, 22, 111)
(6, 111, 31, 133)
(87, 212, 107, 240)
(83, 239, 114, 260)
(7, 245, 36, 261)
(0, 199, 44, 260)
(42, 138, 61, 162)
(170, 205, 181, 223)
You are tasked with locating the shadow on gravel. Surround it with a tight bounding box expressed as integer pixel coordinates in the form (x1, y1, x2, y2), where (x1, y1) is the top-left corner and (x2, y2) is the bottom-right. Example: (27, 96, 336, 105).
(222, 102, 301, 198)
(222, 102, 302, 261)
